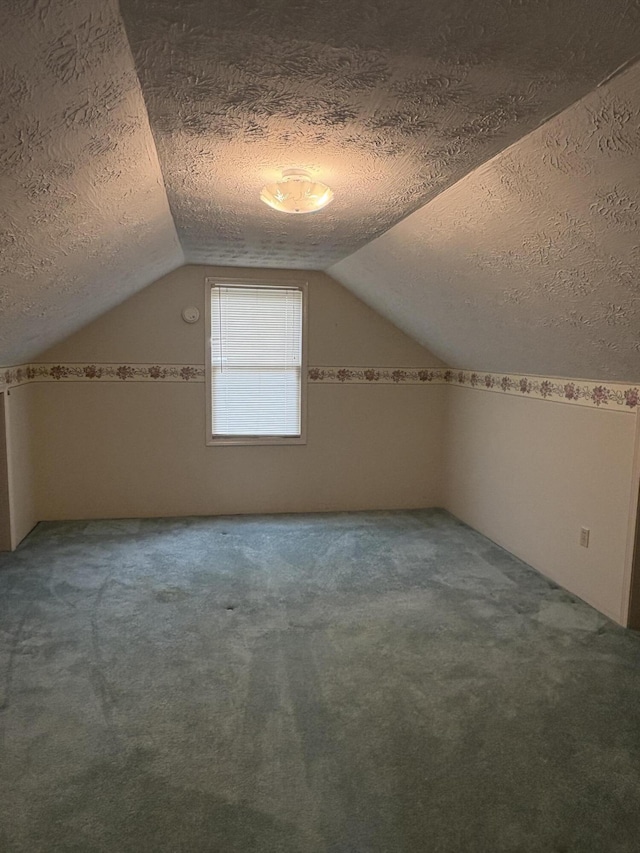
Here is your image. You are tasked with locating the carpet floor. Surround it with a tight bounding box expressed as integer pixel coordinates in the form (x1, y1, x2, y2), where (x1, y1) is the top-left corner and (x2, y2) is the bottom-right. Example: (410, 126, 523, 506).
(1, 509, 640, 852)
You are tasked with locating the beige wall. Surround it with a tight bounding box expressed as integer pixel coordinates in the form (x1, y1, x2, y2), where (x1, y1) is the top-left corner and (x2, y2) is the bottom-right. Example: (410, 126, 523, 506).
(629, 478, 640, 629)
(33, 265, 446, 520)
(42, 265, 445, 368)
(32, 382, 445, 519)
(0, 393, 11, 550)
(444, 386, 638, 623)
(4, 384, 39, 548)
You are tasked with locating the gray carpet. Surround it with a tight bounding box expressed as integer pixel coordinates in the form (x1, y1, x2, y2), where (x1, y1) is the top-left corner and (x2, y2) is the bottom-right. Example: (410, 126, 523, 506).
(1, 509, 640, 852)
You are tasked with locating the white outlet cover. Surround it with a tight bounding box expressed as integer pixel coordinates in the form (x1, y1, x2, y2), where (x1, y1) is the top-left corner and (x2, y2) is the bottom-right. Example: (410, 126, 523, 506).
(181, 306, 200, 324)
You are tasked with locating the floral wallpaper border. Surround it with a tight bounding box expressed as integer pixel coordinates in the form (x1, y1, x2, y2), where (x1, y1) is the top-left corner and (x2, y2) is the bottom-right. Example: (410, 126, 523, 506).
(0, 363, 206, 386)
(309, 367, 640, 411)
(0, 363, 638, 412)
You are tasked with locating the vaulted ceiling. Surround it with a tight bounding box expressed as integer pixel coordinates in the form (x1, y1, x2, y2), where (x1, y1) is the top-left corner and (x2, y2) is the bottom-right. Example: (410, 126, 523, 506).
(1, 0, 639, 376)
(0, 0, 183, 365)
(121, 0, 640, 269)
(331, 61, 640, 381)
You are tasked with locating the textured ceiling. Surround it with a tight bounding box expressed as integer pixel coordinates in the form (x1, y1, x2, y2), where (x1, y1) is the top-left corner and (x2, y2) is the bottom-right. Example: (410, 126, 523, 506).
(2, 0, 640, 373)
(0, 0, 182, 365)
(119, 0, 640, 269)
(331, 62, 640, 382)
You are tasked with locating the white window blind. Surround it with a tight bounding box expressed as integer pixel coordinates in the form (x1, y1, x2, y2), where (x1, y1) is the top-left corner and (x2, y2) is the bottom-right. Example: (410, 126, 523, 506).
(210, 285, 303, 437)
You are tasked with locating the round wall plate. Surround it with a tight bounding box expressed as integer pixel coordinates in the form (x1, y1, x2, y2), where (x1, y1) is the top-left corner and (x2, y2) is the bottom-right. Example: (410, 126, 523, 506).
(181, 306, 200, 324)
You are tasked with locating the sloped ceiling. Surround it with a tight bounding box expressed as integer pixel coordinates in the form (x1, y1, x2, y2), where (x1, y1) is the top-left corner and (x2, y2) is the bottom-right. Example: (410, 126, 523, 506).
(0, 0, 183, 365)
(1, 0, 640, 373)
(119, 0, 640, 270)
(330, 62, 640, 381)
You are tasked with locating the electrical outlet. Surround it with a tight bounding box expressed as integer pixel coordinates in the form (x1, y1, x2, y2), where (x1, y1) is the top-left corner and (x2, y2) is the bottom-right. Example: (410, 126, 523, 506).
(580, 527, 590, 548)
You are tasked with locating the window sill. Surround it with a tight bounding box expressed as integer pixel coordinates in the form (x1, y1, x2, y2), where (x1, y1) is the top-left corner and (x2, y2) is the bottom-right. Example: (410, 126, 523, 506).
(206, 435, 307, 447)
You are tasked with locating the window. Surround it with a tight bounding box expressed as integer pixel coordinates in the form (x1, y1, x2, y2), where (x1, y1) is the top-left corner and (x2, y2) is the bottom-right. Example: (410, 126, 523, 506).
(206, 280, 307, 445)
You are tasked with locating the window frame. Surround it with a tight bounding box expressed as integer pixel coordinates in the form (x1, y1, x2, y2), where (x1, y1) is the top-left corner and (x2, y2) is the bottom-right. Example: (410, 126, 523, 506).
(205, 277, 308, 447)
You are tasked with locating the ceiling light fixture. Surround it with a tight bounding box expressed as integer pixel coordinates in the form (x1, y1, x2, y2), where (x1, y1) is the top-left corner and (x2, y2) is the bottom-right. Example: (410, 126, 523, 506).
(260, 169, 334, 214)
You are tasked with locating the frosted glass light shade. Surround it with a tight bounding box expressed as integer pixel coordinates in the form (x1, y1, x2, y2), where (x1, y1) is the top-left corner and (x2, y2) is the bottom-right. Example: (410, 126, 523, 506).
(260, 169, 334, 214)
